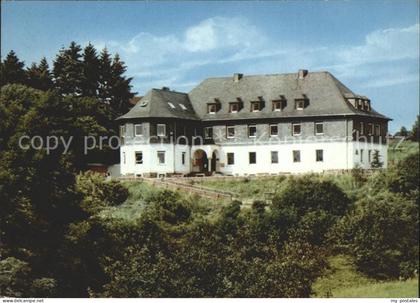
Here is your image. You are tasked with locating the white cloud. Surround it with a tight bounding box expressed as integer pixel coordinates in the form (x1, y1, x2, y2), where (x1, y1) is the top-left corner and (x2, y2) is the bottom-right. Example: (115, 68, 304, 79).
(99, 19, 418, 94)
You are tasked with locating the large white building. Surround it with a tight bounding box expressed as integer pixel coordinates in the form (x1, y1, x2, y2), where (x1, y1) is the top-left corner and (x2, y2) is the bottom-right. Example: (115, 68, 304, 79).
(117, 70, 390, 177)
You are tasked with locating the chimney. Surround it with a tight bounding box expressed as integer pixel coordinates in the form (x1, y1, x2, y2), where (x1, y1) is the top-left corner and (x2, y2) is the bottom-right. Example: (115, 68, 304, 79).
(298, 69, 308, 79)
(233, 73, 243, 82)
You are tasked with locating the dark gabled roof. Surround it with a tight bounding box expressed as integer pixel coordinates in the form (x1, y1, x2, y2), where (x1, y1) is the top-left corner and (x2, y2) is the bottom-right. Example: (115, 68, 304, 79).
(188, 71, 390, 121)
(117, 88, 199, 121)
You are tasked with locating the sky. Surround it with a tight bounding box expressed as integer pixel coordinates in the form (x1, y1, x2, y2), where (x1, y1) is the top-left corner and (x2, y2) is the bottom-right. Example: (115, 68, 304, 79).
(1, 0, 419, 133)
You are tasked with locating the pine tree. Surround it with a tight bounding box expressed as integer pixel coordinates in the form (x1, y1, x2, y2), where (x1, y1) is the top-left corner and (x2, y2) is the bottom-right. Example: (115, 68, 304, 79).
(0, 50, 26, 86)
(409, 115, 419, 142)
(81, 43, 100, 97)
(109, 53, 134, 115)
(370, 150, 383, 168)
(26, 58, 53, 91)
(53, 42, 84, 95)
(98, 48, 113, 105)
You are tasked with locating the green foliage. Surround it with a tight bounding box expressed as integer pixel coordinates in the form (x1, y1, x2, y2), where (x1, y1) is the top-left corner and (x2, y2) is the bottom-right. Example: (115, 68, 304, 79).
(370, 150, 383, 168)
(388, 151, 419, 197)
(0, 51, 26, 86)
(0, 257, 31, 297)
(332, 192, 418, 279)
(351, 165, 367, 186)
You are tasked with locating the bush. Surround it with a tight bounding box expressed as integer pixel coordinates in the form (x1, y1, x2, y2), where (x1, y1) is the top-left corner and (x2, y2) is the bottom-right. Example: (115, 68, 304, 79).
(332, 192, 418, 279)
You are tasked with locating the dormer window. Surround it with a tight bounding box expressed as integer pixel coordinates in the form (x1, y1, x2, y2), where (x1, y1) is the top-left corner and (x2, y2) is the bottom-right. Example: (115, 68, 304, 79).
(207, 103, 217, 114)
(230, 103, 239, 113)
(157, 124, 166, 137)
(364, 100, 371, 111)
(251, 102, 260, 112)
(295, 100, 305, 110)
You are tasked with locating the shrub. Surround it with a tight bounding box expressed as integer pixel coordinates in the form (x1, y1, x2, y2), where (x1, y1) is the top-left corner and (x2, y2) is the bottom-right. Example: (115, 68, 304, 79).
(332, 192, 418, 279)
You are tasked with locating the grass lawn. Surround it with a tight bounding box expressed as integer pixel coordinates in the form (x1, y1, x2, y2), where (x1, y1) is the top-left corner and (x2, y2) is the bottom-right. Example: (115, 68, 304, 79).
(312, 254, 419, 298)
(100, 180, 228, 221)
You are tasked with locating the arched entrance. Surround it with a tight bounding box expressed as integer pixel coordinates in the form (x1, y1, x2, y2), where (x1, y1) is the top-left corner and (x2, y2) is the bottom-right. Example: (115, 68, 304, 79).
(192, 149, 208, 173)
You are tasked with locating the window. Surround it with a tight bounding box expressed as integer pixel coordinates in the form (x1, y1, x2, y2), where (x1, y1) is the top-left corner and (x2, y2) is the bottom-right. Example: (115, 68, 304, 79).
(226, 126, 235, 138)
(364, 100, 371, 111)
(367, 123, 373, 135)
(123, 152, 126, 164)
(248, 125, 257, 137)
(270, 124, 278, 136)
(355, 149, 359, 155)
(167, 102, 176, 109)
(293, 150, 301, 162)
(295, 100, 305, 110)
(208, 104, 217, 114)
(360, 122, 364, 135)
(360, 149, 364, 162)
(204, 127, 213, 139)
(251, 102, 260, 112)
(375, 124, 381, 136)
(272, 100, 283, 111)
(316, 149, 323, 162)
(134, 124, 143, 136)
(271, 151, 279, 164)
(227, 153, 235, 165)
(179, 104, 187, 110)
(230, 103, 239, 113)
(157, 124, 166, 137)
(157, 151, 165, 164)
(368, 150, 372, 163)
(292, 123, 301, 136)
(120, 125, 126, 137)
(249, 152, 256, 164)
(135, 151, 143, 164)
(315, 122, 324, 135)
(182, 152, 186, 165)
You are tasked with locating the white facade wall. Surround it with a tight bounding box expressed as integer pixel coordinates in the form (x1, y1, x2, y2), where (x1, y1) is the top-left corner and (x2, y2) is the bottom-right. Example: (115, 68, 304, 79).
(120, 141, 388, 176)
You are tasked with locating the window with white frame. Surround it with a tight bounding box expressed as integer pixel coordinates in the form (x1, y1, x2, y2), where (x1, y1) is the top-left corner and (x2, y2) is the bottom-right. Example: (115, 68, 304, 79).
(292, 123, 301, 136)
(120, 125, 126, 137)
(157, 124, 166, 137)
(360, 122, 364, 135)
(272, 100, 285, 111)
(375, 124, 381, 136)
(207, 104, 217, 114)
(134, 124, 143, 136)
(229, 103, 239, 113)
(367, 123, 373, 135)
(227, 153, 234, 165)
(226, 126, 235, 138)
(248, 125, 257, 137)
(271, 151, 279, 164)
(295, 100, 305, 110)
(270, 124, 278, 136)
(204, 127, 213, 139)
(157, 151, 165, 164)
(249, 152, 256, 164)
(251, 102, 261, 112)
(316, 149, 323, 162)
(293, 150, 301, 162)
(368, 150, 372, 163)
(123, 152, 126, 164)
(360, 149, 364, 162)
(135, 151, 143, 164)
(315, 122, 324, 135)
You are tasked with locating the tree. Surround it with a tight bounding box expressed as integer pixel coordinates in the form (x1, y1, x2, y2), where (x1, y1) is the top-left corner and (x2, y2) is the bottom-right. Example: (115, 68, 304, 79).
(409, 115, 419, 141)
(332, 192, 418, 279)
(53, 42, 84, 95)
(98, 48, 113, 105)
(0, 50, 26, 86)
(26, 58, 53, 91)
(395, 126, 409, 137)
(81, 43, 100, 97)
(370, 150, 383, 168)
(109, 53, 134, 115)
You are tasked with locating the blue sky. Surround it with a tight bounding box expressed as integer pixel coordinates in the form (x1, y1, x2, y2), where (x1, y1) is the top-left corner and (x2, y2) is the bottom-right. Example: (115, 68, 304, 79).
(2, 1, 419, 132)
